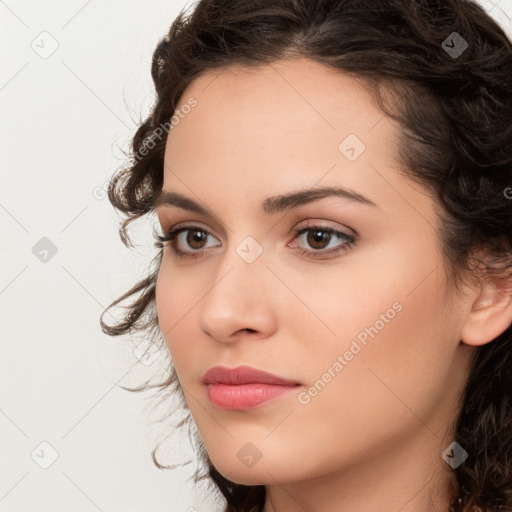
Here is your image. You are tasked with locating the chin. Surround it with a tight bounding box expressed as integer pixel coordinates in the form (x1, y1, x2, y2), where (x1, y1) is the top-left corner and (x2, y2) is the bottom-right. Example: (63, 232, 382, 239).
(209, 449, 310, 487)
(213, 465, 274, 486)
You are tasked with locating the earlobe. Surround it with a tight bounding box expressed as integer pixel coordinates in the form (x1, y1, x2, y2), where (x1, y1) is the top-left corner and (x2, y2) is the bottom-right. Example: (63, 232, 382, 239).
(460, 275, 512, 347)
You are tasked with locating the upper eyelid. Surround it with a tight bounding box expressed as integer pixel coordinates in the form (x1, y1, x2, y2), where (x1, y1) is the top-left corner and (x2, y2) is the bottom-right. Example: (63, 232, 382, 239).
(156, 211, 229, 239)
(163, 219, 352, 236)
(293, 219, 355, 235)
(167, 221, 220, 239)
(166, 221, 354, 247)
(159, 217, 218, 234)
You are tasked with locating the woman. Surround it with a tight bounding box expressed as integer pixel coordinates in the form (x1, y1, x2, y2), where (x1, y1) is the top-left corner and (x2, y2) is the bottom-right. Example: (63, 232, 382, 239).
(100, 0, 512, 510)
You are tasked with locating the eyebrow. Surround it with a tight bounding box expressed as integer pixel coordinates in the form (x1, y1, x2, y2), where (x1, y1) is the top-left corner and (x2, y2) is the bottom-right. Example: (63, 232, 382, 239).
(153, 186, 378, 217)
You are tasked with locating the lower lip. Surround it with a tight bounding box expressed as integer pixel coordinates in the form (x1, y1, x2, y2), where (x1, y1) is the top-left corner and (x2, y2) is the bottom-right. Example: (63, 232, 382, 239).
(205, 383, 299, 410)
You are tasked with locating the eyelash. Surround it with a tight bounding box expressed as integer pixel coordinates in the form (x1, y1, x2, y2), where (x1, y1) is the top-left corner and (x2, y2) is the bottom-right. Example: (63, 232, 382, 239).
(154, 222, 357, 261)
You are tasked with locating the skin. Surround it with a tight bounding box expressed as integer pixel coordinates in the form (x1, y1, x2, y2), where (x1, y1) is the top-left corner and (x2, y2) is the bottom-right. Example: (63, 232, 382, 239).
(154, 58, 512, 512)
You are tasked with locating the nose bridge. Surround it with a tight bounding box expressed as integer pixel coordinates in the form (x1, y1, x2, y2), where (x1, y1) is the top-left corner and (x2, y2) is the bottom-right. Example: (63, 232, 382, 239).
(210, 232, 268, 294)
(198, 233, 274, 341)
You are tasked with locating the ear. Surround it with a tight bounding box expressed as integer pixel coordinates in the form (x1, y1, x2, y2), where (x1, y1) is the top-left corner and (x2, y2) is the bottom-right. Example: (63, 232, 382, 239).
(460, 257, 512, 347)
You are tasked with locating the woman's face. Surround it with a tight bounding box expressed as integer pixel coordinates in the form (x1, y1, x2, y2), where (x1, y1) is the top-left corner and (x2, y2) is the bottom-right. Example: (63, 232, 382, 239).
(154, 58, 475, 497)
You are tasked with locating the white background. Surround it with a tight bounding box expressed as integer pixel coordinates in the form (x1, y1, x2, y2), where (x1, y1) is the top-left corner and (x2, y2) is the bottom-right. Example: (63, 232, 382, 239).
(1, 0, 511, 511)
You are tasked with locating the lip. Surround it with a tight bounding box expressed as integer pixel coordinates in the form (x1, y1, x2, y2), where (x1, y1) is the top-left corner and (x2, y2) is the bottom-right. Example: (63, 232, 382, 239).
(202, 365, 302, 410)
(202, 365, 301, 386)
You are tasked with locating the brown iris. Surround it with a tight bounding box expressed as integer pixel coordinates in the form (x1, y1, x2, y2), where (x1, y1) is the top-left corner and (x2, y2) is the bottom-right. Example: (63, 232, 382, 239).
(306, 229, 331, 250)
(185, 230, 208, 249)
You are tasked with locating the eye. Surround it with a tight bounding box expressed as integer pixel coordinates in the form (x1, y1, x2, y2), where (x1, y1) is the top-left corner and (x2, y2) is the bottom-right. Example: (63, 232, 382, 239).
(154, 220, 357, 261)
(154, 224, 220, 260)
(288, 221, 356, 259)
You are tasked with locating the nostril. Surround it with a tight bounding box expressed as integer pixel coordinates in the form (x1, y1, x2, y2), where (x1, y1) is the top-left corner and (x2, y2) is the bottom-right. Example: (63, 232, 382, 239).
(234, 328, 257, 336)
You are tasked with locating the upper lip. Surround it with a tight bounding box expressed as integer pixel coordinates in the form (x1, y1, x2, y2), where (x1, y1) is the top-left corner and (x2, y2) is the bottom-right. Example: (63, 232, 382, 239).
(202, 365, 301, 386)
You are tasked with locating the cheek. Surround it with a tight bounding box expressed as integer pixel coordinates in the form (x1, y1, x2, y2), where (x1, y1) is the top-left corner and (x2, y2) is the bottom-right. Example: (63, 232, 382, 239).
(155, 259, 218, 387)
(155, 260, 195, 359)
(298, 264, 454, 429)
(285, 240, 455, 413)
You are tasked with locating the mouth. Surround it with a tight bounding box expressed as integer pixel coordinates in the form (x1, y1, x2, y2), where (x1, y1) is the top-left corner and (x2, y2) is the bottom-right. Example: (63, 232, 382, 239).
(202, 365, 302, 410)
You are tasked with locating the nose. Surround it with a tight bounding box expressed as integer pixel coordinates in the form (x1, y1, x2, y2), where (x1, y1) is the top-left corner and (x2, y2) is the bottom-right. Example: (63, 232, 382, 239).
(198, 242, 278, 344)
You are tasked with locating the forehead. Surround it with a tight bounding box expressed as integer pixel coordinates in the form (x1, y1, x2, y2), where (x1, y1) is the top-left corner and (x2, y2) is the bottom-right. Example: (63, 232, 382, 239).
(172, 58, 385, 135)
(164, 58, 399, 173)
(159, 58, 437, 226)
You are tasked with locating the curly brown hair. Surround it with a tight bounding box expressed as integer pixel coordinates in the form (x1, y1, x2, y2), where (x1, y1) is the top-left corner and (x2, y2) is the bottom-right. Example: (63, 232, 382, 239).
(100, 0, 512, 510)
